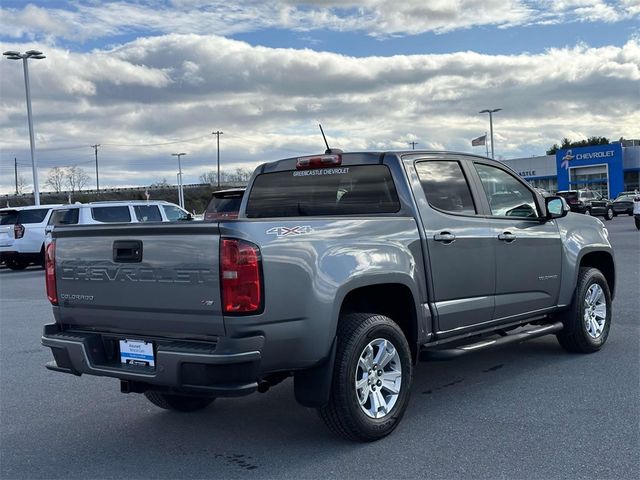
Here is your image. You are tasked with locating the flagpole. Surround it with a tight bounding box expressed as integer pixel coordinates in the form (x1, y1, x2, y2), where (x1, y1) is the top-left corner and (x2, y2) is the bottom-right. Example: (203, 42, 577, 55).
(485, 131, 489, 158)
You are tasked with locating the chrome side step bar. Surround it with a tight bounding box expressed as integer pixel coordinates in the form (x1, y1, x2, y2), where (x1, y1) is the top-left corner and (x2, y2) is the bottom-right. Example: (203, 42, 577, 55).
(420, 322, 564, 361)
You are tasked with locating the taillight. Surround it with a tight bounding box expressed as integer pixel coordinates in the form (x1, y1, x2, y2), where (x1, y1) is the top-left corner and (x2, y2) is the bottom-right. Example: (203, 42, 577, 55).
(46, 242, 58, 305)
(14, 223, 25, 239)
(296, 154, 342, 169)
(220, 239, 262, 314)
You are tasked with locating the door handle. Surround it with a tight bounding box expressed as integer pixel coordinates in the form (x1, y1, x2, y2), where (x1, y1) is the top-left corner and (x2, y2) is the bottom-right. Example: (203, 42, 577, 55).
(498, 232, 517, 243)
(434, 232, 456, 244)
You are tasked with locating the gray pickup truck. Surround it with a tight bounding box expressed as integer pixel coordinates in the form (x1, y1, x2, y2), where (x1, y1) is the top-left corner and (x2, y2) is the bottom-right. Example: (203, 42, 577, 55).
(42, 151, 615, 441)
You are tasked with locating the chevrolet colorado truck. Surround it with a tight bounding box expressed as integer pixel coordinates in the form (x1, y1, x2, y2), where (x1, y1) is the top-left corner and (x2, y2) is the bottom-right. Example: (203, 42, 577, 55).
(42, 151, 615, 441)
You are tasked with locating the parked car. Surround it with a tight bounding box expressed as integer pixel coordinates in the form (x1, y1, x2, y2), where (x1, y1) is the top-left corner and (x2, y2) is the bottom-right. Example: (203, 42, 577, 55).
(47, 200, 190, 230)
(43, 151, 616, 442)
(612, 195, 635, 216)
(0, 204, 62, 270)
(204, 188, 245, 221)
(556, 190, 614, 220)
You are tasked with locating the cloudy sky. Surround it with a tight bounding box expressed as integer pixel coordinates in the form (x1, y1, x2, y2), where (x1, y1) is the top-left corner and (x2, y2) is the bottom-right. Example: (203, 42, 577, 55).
(0, 0, 639, 195)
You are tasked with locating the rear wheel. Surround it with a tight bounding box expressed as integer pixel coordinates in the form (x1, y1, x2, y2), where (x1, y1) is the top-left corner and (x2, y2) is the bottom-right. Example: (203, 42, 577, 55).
(604, 207, 614, 221)
(144, 391, 215, 412)
(584, 208, 591, 216)
(5, 257, 29, 270)
(318, 313, 412, 442)
(556, 267, 611, 353)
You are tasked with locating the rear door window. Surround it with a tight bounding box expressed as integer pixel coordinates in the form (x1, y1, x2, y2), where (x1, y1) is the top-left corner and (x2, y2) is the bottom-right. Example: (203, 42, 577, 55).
(91, 206, 132, 223)
(49, 209, 79, 226)
(18, 208, 49, 224)
(415, 161, 476, 215)
(134, 205, 162, 222)
(246, 165, 400, 218)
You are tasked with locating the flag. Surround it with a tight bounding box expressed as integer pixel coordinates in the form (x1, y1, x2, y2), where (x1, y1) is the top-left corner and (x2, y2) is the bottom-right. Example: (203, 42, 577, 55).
(471, 134, 486, 146)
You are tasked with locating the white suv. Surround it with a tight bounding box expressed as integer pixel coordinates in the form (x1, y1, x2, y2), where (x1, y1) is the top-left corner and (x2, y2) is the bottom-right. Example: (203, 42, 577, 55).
(1, 205, 62, 270)
(47, 200, 190, 229)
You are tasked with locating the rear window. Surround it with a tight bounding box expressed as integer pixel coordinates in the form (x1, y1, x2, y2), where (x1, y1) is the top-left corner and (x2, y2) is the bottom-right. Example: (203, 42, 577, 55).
(0, 211, 19, 225)
(49, 209, 79, 226)
(91, 206, 132, 223)
(557, 192, 578, 201)
(134, 205, 162, 222)
(246, 165, 400, 218)
(207, 195, 243, 214)
(17, 208, 49, 224)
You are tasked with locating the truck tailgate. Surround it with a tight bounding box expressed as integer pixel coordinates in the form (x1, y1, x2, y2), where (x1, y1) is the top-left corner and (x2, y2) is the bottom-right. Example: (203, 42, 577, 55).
(52, 223, 224, 338)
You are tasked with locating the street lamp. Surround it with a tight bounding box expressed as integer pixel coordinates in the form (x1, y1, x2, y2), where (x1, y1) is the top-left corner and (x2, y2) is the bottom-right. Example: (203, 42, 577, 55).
(3, 49, 46, 205)
(171, 152, 187, 208)
(479, 108, 502, 159)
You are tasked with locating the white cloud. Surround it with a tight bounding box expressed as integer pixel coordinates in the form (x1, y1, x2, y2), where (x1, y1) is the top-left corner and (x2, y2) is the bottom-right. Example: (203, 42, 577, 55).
(0, 1, 638, 42)
(0, 34, 638, 193)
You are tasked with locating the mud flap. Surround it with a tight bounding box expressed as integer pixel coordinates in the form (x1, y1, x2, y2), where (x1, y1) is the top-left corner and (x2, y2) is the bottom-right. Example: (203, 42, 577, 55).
(294, 337, 336, 408)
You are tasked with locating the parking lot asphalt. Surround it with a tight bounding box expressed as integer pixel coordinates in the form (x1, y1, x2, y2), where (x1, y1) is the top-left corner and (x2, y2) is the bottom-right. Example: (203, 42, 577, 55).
(1, 216, 638, 479)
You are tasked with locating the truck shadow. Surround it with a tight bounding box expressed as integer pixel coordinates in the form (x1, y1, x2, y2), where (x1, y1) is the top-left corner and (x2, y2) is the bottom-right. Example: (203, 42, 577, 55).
(4, 335, 604, 479)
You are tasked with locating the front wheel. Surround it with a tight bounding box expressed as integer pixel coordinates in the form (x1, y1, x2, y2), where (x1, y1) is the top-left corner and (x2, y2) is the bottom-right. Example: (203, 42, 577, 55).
(584, 208, 592, 216)
(556, 267, 611, 353)
(318, 313, 413, 442)
(604, 207, 614, 221)
(144, 391, 215, 412)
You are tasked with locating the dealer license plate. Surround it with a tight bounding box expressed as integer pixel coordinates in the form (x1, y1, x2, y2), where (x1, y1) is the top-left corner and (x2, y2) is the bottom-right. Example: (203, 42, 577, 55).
(119, 339, 155, 367)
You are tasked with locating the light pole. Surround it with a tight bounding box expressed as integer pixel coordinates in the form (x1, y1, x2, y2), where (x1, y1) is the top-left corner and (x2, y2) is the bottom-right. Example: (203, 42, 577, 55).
(212, 131, 223, 188)
(171, 153, 187, 208)
(479, 108, 501, 159)
(3, 49, 46, 205)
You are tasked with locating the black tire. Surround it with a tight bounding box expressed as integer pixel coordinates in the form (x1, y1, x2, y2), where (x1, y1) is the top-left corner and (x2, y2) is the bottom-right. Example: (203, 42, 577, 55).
(144, 391, 215, 412)
(635, 215, 640, 230)
(556, 267, 611, 353)
(318, 313, 413, 442)
(5, 257, 29, 270)
(628, 212, 634, 217)
(584, 208, 591, 216)
(38, 245, 46, 269)
(603, 207, 614, 221)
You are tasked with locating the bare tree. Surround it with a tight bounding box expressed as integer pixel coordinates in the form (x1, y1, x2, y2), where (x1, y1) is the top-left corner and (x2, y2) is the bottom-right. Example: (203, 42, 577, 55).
(149, 178, 170, 188)
(66, 166, 90, 192)
(200, 168, 252, 186)
(16, 175, 29, 194)
(45, 167, 66, 193)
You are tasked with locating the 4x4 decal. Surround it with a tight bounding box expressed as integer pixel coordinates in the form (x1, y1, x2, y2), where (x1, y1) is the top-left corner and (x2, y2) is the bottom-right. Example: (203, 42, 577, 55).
(266, 226, 314, 237)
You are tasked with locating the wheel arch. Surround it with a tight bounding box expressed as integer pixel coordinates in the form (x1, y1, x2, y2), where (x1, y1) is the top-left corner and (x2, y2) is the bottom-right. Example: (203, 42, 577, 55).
(578, 250, 616, 299)
(338, 282, 420, 363)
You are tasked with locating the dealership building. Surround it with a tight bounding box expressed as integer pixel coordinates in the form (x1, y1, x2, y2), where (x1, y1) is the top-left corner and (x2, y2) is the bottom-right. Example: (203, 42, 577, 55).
(502, 140, 640, 198)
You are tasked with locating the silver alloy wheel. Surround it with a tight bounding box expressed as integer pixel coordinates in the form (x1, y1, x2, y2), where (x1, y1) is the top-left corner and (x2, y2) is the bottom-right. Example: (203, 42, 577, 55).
(354, 338, 402, 419)
(585, 209, 591, 216)
(583, 284, 607, 339)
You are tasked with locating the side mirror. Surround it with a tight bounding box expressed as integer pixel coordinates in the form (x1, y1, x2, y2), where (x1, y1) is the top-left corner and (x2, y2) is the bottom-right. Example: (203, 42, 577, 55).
(546, 196, 569, 220)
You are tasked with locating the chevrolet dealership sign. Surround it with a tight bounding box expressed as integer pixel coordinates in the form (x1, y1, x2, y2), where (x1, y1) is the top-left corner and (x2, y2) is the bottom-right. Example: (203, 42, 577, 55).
(556, 143, 623, 196)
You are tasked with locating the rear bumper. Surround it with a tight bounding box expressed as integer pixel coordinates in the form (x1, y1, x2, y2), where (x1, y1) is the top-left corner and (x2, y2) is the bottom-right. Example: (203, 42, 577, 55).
(41, 323, 264, 397)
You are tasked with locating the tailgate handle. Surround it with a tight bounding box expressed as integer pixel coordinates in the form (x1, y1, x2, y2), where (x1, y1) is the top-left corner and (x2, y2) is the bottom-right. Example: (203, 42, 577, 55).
(113, 240, 143, 263)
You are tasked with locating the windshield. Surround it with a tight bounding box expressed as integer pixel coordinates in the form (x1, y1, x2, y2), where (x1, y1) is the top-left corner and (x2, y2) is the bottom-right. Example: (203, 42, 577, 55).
(615, 195, 633, 202)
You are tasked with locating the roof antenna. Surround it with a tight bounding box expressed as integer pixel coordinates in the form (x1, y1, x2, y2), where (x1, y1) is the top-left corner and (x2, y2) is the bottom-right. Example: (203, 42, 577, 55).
(319, 124, 331, 154)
